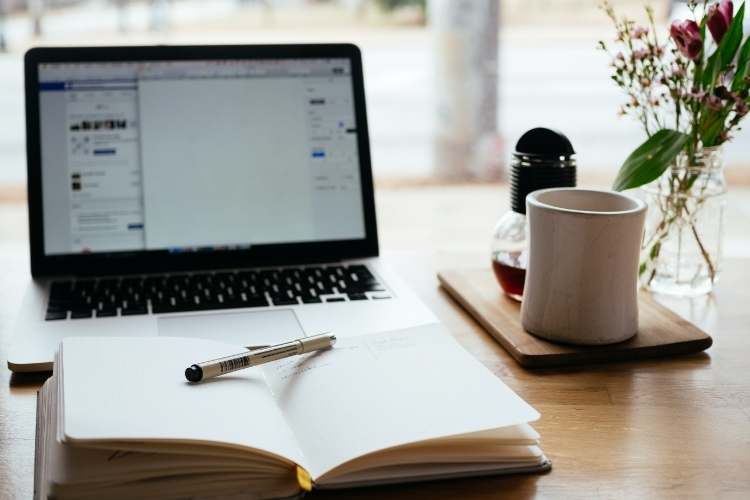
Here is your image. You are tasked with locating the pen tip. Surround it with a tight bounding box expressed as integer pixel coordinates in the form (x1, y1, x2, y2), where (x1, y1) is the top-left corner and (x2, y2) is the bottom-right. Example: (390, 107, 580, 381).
(330, 335, 337, 345)
(185, 365, 203, 383)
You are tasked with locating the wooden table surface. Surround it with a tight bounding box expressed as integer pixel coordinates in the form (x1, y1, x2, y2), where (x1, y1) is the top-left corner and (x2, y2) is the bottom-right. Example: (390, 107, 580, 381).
(2, 186, 750, 498)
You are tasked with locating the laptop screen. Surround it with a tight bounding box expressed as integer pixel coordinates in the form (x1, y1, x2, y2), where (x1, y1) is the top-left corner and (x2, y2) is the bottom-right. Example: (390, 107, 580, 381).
(36, 58, 366, 257)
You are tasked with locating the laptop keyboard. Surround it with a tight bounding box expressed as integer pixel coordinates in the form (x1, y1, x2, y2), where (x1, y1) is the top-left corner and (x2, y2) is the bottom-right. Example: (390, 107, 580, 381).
(44, 264, 390, 320)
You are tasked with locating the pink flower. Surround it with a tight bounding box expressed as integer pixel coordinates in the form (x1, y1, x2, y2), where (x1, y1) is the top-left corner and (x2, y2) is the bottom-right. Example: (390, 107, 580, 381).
(715, 85, 731, 99)
(705, 95, 723, 111)
(630, 26, 649, 38)
(707, 0, 733, 44)
(670, 20, 702, 60)
(633, 48, 650, 60)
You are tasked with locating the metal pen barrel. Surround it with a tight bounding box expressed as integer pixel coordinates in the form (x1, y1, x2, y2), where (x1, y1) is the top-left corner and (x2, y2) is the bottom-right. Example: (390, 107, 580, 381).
(185, 333, 335, 382)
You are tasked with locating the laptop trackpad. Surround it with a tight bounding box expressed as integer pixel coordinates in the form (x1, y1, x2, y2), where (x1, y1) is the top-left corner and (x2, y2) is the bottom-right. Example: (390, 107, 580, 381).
(156, 309, 305, 347)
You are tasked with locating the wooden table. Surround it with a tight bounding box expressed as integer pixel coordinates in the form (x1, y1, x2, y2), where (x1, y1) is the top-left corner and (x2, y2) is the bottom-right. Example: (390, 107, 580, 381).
(2, 188, 750, 498)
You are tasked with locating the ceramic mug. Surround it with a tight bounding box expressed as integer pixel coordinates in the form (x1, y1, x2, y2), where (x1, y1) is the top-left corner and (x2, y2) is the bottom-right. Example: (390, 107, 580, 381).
(521, 188, 647, 345)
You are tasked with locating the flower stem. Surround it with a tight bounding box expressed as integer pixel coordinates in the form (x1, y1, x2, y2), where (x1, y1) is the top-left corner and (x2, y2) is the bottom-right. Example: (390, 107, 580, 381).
(690, 222, 717, 282)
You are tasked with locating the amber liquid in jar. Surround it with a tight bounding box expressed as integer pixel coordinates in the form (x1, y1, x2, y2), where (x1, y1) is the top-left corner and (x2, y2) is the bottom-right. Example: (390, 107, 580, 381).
(492, 251, 526, 302)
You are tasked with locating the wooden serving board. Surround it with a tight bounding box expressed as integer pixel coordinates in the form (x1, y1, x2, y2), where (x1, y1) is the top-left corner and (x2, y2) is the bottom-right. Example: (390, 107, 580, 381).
(438, 268, 713, 368)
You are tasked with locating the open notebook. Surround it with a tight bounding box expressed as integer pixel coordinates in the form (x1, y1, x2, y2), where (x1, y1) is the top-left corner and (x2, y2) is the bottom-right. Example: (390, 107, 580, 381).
(35, 324, 550, 499)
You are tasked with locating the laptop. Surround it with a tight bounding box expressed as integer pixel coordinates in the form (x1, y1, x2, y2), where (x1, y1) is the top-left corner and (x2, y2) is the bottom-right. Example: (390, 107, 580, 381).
(8, 44, 437, 372)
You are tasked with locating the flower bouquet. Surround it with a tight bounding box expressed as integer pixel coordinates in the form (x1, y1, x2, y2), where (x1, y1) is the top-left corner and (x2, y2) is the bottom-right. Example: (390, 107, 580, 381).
(600, 0, 750, 296)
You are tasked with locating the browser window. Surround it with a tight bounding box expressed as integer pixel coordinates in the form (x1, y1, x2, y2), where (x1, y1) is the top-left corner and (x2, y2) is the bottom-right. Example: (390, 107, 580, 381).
(37, 58, 365, 256)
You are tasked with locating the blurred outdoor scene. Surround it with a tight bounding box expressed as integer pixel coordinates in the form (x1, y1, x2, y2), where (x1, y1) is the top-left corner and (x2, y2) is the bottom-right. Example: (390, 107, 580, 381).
(0, 0, 748, 190)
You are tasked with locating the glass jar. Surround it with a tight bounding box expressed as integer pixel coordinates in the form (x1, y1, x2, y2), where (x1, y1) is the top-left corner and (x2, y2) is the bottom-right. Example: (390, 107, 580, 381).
(638, 146, 727, 296)
(491, 211, 528, 302)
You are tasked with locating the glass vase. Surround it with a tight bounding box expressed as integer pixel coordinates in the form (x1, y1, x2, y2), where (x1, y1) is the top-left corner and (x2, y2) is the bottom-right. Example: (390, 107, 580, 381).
(638, 146, 726, 297)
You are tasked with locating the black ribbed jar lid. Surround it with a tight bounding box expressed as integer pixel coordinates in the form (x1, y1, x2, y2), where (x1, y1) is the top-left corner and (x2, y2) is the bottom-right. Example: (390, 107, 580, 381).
(510, 128, 577, 214)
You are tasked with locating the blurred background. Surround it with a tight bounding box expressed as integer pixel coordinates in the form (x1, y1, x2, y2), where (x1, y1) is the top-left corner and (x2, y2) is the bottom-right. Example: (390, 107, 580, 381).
(0, 0, 748, 194)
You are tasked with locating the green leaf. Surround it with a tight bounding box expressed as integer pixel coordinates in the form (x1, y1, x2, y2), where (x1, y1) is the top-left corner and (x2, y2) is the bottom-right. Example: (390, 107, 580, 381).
(695, 21, 707, 83)
(732, 35, 750, 90)
(639, 261, 647, 276)
(612, 129, 690, 191)
(702, 3, 745, 88)
(650, 241, 661, 260)
(700, 109, 728, 146)
(702, 52, 720, 89)
(719, 3, 744, 67)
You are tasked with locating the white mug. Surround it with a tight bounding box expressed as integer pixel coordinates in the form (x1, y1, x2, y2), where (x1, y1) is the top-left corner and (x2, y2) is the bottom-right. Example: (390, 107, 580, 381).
(521, 188, 647, 345)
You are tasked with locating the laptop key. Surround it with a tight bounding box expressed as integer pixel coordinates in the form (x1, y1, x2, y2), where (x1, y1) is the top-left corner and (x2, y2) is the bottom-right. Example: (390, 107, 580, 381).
(357, 282, 382, 291)
(70, 309, 93, 319)
(96, 308, 118, 318)
(47, 300, 70, 311)
(272, 297, 298, 306)
(347, 293, 368, 301)
(45, 310, 68, 321)
(122, 304, 148, 316)
(241, 295, 269, 308)
(348, 265, 374, 279)
(151, 301, 174, 314)
(301, 296, 322, 304)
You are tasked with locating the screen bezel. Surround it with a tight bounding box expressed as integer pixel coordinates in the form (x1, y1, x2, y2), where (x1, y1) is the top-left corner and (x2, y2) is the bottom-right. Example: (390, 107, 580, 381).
(25, 44, 379, 278)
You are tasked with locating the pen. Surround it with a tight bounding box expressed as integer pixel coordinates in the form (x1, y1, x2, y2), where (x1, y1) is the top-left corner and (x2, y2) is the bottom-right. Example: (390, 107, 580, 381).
(185, 333, 336, 383)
